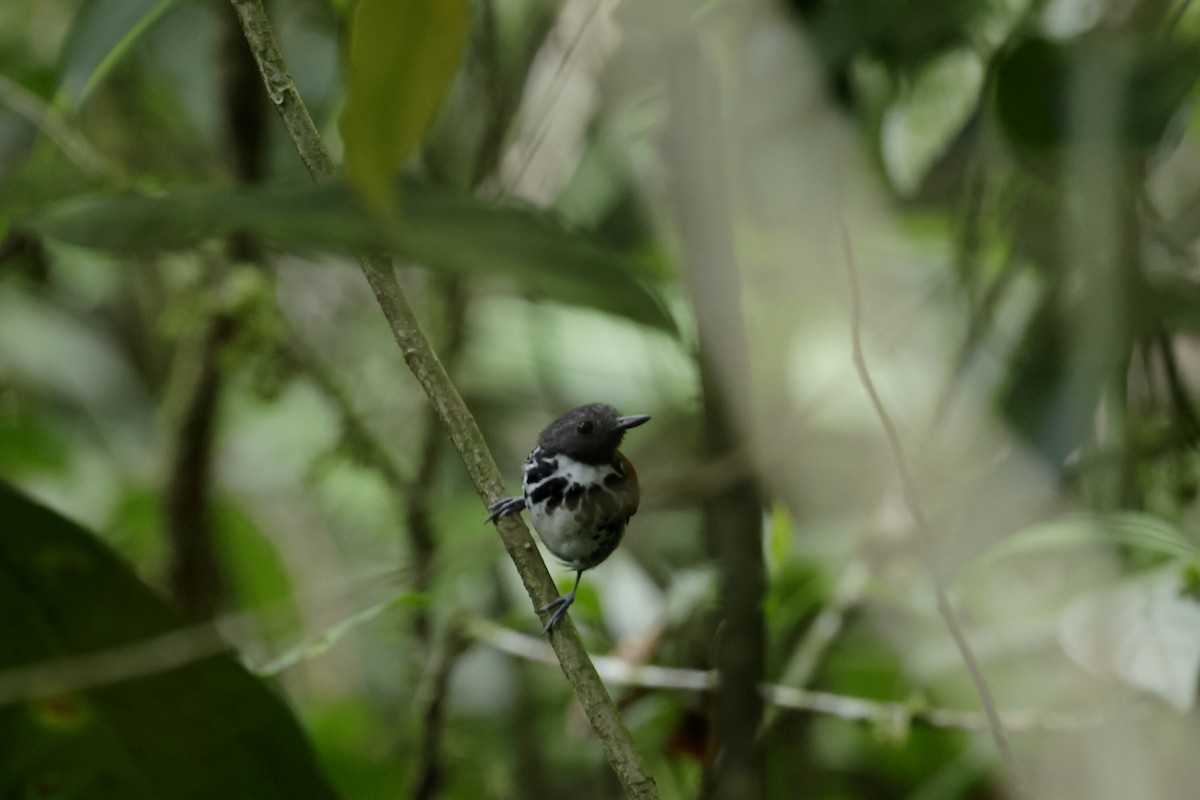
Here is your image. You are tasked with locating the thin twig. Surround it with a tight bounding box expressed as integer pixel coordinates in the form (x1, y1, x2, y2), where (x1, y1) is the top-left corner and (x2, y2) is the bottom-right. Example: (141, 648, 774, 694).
(0, 567, 407, 703)
(840, 224, 1031, 797)
(0, 572, 1143, 740)
(411, 619, 469, 800)
(225, 2, 657, 796)
(466, 617, 1145, 734)
(0, 72, 119, 180)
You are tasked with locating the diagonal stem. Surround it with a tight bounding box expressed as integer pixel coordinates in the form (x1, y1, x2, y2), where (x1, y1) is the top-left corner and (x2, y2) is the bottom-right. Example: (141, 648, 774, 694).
(225, 1, 657, 796)
(841, 223, 1031, 799)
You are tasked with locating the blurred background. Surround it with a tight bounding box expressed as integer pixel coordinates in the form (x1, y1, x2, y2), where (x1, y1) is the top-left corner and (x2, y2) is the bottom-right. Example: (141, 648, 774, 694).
(6, 0, 1200, 798)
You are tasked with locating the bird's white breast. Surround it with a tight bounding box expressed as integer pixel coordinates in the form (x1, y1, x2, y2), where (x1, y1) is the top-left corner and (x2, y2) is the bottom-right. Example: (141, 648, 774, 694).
(523, 453, 620, 565)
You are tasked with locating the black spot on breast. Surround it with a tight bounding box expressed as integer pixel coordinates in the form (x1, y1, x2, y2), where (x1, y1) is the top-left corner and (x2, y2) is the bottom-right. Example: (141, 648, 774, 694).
(564, 483, 585, 510)
(530, 477, 568, 509)
(524, 452, 556, 485)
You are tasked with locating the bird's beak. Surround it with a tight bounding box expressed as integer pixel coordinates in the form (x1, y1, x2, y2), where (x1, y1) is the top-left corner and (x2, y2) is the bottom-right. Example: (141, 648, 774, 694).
(616, 414, 651, 430)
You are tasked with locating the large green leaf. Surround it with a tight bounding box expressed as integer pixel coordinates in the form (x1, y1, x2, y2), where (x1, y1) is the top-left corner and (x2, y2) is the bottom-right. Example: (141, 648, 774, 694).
(340, 0, 469, 212)
(57, 0, 185, 108)
(24, 181, 677, 332)
(0, 483, 337, 800)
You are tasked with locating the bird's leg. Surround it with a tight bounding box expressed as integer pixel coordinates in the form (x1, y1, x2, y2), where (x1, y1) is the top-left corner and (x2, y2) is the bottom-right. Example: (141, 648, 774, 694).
(485, 496, 526, 523)
(541, 570, 583, 632)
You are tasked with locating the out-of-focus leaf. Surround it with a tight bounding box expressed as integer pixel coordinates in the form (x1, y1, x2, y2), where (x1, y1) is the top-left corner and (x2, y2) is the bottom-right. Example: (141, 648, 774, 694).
(57, 0, 184, 108)
(1060, 565, 1200, 711)
(979, 512, 1197, 564)
(766, 503, 793, 579)
(0, 482, 338, 799)
(0, 406, 70, 477)
(881, 48, 983, 195)
(25, 181, 678, 332)
(340, 0, 469, 212)
(995, 35, 1200, 150)
(214, 502, 297, 640)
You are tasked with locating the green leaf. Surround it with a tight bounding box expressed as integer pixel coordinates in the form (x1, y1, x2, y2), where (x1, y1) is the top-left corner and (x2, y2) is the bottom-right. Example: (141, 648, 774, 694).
(880, 48, 984, 195)
(340, 0, 469, 212)
(0, 483, 338, 800)
(995, 35, 1200, 150)
(57, 0, 184, 108)
(25, 181, 678, 332)
(980, 511, 1198, 564)
(213, 502, 297, 640)
(1060, 565, 1200, 711)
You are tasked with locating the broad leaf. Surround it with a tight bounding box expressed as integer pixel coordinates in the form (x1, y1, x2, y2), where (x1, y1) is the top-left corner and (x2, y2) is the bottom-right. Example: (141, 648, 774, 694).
(981, 512, 1198, 564)
(1060, 565, 1200, 711)
(340, 0, 469, 212)
(25, 181, 678, 332)
(0, 483, 337, 799)
(881, 48, 983, 195)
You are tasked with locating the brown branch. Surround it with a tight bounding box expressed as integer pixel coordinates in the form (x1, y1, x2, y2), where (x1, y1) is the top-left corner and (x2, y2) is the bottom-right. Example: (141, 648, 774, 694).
(225, 2, 657, 796)
(840, 224, 1031, 797)
(411, 619, 469, 800)
(165, 312, 234, 620)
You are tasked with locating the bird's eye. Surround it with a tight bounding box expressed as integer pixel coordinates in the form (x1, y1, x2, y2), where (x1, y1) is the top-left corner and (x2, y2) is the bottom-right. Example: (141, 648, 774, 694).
(577, 420, 595, 435)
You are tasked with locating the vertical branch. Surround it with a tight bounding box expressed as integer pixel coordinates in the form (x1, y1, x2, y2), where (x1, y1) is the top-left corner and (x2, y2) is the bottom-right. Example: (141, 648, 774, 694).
(226, 2, 658, 796)
(840, 225, 1030, 798)
(166, 4, 270, 620)
(410, 621, 469, 800)
(661, 36, 765, 800)
(165, 313, 234, 620)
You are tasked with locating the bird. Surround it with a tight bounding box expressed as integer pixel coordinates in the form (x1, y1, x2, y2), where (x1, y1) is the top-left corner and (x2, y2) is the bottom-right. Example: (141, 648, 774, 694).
(486, 403, 651, 632)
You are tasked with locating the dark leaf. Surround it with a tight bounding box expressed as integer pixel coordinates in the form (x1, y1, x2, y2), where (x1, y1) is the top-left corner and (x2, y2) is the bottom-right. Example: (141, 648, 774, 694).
(25, 181, 678, 333)
(995, 35, 1200, 150)
(0, 483, 338, 800)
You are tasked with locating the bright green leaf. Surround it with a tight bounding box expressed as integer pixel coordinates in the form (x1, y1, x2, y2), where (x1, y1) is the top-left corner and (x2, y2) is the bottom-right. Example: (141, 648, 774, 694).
(0, 483, 338, 799)
(340, 0, 469, 212)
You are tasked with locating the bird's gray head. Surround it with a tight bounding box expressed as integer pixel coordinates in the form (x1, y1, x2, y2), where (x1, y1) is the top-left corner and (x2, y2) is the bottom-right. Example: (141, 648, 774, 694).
(537, 403, 650, 464)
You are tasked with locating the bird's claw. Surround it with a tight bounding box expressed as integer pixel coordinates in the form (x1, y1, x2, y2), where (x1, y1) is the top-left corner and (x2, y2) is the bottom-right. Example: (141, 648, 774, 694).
(485, 496, 526, 523)
(540, 593, 575, 632)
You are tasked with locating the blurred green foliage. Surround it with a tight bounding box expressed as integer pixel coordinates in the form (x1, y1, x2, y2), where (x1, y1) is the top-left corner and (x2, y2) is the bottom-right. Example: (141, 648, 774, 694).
(6, 0, 1200, 798)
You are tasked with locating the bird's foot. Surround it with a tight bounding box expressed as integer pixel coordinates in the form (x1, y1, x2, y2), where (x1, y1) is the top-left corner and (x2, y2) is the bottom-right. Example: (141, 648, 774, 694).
(540, 591, 576, 633)
(485, 496, 526, 523)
